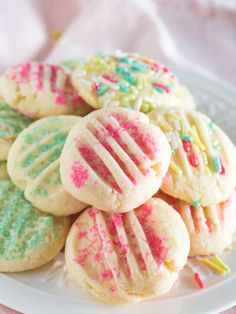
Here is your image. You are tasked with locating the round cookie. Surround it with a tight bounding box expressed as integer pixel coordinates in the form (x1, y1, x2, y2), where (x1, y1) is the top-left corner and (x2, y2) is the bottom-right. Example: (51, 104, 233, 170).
(65, 198, 190, 304)
(0, 162, 8, 180)
(0, 100, 32, 161)
(156, 191, 236, 256)
(60, 107, 171, 213)
(0, 179, 70, 272)
(71, 51, 195, 113)
(148, 107, 236, 206)
(7, 116, 87, 216)
(0, 62, 92, 118)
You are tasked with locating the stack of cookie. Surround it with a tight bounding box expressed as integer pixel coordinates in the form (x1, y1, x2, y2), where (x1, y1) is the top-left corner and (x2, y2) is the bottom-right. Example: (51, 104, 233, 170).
(0, 51, 235, 304)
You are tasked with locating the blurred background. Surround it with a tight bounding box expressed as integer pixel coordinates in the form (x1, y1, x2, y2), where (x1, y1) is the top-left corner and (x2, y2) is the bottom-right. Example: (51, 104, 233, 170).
(0, 0, 236, 86)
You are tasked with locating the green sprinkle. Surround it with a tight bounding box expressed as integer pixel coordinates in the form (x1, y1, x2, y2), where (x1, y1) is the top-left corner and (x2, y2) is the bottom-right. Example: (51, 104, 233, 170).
(208, 122, 215, 131)
(213, 156, 221, 173)
(152, 84, 165, 94)
(181, 135, 193, 142)
(130, 63, 148, 72)
(115, 67, 136, 85)
(0, 180, 65, 261)
(118, 82, 130, 93)
(213, 256, 230, 273)
(96, 85, 108, 96)
(192, 200, 201, 208)
(118, 57, 131, 64)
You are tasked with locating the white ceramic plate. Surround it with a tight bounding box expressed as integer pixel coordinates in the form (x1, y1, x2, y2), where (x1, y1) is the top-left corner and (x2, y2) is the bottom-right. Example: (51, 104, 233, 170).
(1, 69, 236, 314)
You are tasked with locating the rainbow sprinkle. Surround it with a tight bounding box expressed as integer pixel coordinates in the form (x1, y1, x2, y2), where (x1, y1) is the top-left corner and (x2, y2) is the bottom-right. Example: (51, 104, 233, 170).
(213, 156, 221, 174)
(194, 272, 204, 289)
(202, 257, 227, 275)
(212, 256, 230, 273)
(192, 200, 201, 208)
(96, 85, 108, 96)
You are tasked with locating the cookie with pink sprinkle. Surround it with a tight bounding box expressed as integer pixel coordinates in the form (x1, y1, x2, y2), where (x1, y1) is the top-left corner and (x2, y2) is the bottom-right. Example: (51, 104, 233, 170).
(71, 51, 195, 113)
(65, 198, 190, 303)
(0, 62, 92, 118)
(60, 107, 171, 213)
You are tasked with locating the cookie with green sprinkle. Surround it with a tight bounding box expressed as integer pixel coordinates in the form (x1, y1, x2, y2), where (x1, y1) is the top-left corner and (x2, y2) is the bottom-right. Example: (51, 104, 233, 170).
(71, 51, 195, 113)
(7, 116, 87, 216)
(0, 100, 32, 161)
(148, 106, 236, 206)
(0, 179, 70, 272)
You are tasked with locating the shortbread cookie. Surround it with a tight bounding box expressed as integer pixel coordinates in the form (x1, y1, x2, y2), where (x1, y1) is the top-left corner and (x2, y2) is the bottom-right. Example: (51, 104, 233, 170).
(0, 162, 8, 180)
(8, 116, 87, 216)
(157, 191, 236, 256)
(0, 62, 92, 118)
(60, 107, 171, 213)
(148, 107, 236, 206)
(65, 198, 190, 304)
(0, 100, 32, 161)
(71, 51, 195, 113)
(0, 179, 70, 272)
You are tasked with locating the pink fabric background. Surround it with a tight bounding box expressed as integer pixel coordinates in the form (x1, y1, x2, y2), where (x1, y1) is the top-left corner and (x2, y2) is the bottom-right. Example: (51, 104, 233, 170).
(0, 0, 236, 313)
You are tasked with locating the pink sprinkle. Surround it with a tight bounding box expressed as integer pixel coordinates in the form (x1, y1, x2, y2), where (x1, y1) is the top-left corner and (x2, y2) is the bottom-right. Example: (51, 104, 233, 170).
(95, 252, 103, 262)
(55, 89, 67, 105)
(105, 123, 121, 141)
(74, 248, 90, 266)
(97, 122, 147, 175)
(136, 205, 153, 224)
(50, 65, 59, 92)
(19, 63, 31, 81)
(220, 158, 226, 175)
(183, 141, 191, 153)
(78, 231, 87, 239)
(79, 144, 122, 193)
(71, 161, 89, 188)
(102, 73, 117, 83)
(152, 82, 170, 93)
(163, 67, 169, 73)
(194, 272, 204, 289)
(92, 82, 100, 92)
(100, 269, 113, 280)
(88, 208, 97, 219)
(115, 117, 158, 159)
(136, 208, 167, 265)
(150, 63, 161, 72)
(110, 286, 117, 292)
(36, 64, 44, 91)
(111, 214, 123, 228)
(137, 252, 147, 271)
(189, 153, 199, 167)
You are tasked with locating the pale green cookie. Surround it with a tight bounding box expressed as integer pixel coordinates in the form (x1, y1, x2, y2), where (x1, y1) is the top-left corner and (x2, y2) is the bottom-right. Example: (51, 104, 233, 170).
(0, 100, 32, 161)
(7, 116, 87, 216)
(71, 51, 195, 113)
(0, 179, 70, 272)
